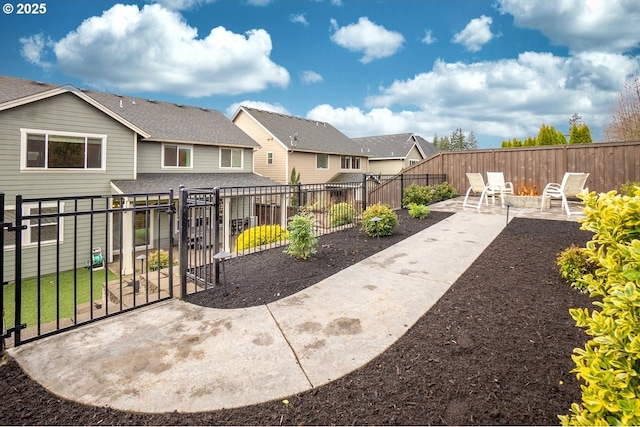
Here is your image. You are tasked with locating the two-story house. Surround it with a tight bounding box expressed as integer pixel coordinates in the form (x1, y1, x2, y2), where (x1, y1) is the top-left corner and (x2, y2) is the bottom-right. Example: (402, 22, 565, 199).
(232, 106, 369, 185)
(352, 133, 439, 175)
(0, 75, 276, 278)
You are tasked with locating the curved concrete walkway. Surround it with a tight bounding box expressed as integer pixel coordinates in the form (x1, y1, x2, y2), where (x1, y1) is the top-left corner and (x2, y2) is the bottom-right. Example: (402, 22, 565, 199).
(8, 210, 510, 413)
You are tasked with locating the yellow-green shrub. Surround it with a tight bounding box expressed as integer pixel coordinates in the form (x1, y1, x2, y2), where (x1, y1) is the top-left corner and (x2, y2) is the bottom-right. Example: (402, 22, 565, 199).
(556, 245, 598, 292)
(329, 202, 356, 227)
(560, 187, 640, 425)
(148, 249, 171, 271)
(360, 203, 398, 237)
(236, 225, 289, 251)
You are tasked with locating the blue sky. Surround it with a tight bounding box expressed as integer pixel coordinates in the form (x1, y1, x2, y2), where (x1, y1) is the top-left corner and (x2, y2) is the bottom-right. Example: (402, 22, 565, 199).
(2, 0, 639, 148)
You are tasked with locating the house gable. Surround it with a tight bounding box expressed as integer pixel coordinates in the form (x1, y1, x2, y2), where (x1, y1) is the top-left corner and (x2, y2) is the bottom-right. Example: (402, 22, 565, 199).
(0, 91, 138, 198)
(233, 106, 368, 184)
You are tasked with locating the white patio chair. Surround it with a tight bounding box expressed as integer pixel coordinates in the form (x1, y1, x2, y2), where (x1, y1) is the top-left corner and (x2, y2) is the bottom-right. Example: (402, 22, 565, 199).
(486, 172, 514, 207)
(462, 173, 496, 210)
(541, 172, 590, 216)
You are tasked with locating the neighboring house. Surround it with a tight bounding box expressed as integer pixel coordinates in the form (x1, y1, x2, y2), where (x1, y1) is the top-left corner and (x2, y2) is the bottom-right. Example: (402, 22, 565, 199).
(352, 133, 439, 175)
(232, 106, 369, 185)
(0, 75, 276, 278)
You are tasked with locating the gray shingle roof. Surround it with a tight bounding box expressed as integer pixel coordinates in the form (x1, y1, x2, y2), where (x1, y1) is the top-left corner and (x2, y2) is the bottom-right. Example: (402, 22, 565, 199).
(240, 106, 365, 156)
(111, 173, 280, 194)
(352, 133, 439, 159)
(0, 75, 258, 148)
(414, 134, 440, 158)
(0, 75, 60, 103)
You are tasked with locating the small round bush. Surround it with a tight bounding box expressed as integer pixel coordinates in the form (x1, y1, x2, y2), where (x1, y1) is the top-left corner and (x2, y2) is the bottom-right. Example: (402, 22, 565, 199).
(329, 202, 357, 227)
(360, 203, 398, 237)
(236, 225, 288, 251)
(407, 203, 429, 219)
(148, 249, 172, 271)
(556, 244, 598, 292)
(402, 183, 432, 206)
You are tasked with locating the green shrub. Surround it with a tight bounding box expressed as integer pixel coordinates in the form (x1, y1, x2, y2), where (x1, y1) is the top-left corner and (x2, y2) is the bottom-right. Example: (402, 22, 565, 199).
(407, 203, 430, 219)
(148, 249, 172, 271)
(236, 225, 288, 251)
(430, 182, 458, 202)
(619, 180, 640, 196)
(559, 189, 640, 426)
(284, 211, 318, 260)
(402, 183, 432, 206)
(556, 245, 598, 292)
(329, 202, 357, 227)
(360, 203, 398, 237)
(402, 182, 458, 207)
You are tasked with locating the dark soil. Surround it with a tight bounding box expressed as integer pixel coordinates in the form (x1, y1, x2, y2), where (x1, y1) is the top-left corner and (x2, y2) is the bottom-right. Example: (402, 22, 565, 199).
(1, 209, 594, 425)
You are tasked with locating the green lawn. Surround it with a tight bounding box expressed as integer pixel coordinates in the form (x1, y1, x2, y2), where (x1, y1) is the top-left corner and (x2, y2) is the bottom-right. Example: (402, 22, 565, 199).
(3, 268, 116, 328)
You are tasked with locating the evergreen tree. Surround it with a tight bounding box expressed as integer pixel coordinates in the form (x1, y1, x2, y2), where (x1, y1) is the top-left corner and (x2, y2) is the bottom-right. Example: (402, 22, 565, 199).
(466, 131, 478, 150)
(450, 128, 466, 150)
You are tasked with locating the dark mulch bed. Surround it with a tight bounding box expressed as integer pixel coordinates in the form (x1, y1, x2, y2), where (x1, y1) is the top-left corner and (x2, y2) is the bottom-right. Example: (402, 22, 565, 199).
(1, 209, 594, 425)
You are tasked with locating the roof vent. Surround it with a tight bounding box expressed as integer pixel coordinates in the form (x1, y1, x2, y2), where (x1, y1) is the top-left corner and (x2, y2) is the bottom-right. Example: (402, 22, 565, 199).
(119, 99, 123, 108)
(290, 132, 298, 147)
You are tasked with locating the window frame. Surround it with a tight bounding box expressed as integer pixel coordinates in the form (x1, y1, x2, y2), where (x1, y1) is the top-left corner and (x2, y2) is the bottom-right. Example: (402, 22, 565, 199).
(316, 153, 329, 170)
(162, 143, 193, 169)
(3, 203, 64, 249)
(20, 128, 107, 171)
(340, 155, 361, 170)
(220, 147, 244, 169)
(266, 151, 274, 165)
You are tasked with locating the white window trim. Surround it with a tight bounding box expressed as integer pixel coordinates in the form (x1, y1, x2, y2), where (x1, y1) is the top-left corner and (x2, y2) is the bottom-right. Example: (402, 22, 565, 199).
(266, 151, 274, 165)
(3, 205, 16, 250)
(161, 143, 193, 169)
(24, 202, 64, 248)
(316, 153, 329, 170)
(220, 147, 244, 169)
(20, 128, 107, 172)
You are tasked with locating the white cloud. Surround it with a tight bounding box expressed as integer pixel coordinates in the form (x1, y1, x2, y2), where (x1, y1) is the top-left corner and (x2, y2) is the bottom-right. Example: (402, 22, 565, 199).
(422, 30, 436, 45)
(300, 70, 323, 84)
(153, 0, 215, 10)
(452, 15, 494, 52)
(225, 100, 289, 118)
(498, 0, 640, 53)
(330, 17, 404, 63)
(27, 4, 289, 97)
(19, 33, 54, 68)
(290, 13, 308, 26)
(246, 0, 271, 6)
(308, 52, 639, 144)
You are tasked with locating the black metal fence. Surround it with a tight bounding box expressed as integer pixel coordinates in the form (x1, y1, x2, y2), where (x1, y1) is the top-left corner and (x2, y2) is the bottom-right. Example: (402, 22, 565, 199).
(2, 191, 175, 349)
(2, 173, 447, 348)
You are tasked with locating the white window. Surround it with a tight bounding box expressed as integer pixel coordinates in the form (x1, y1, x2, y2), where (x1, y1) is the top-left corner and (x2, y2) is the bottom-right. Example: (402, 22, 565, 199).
(267, 151, 274, 165)
(316, 153, 329, 170)
(163, 144, 192, 168)
(21, 129, 106, 170)
(409, 159, 419, 166)
(340, 156, 360, 170)
(3, 203, 64, 248)
(220, 148, 243, 169)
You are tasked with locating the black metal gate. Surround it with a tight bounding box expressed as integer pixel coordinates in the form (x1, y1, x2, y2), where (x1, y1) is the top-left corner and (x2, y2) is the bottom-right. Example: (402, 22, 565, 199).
(1, 191, 175, 350)
(178, 186, 224, 297)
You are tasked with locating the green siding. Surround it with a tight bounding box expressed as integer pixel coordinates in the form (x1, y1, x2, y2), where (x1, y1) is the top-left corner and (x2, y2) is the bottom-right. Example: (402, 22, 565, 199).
(1, 92, 136, 280)
(0, 92, 136, 199)
(137, 141, 254, 173)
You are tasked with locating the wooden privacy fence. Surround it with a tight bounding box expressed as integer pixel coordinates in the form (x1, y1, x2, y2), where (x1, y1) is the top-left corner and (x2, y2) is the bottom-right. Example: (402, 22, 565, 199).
(404, 141, 640, 195)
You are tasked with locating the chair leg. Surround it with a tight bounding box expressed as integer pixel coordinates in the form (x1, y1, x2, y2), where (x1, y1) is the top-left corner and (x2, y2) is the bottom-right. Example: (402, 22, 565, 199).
(462, 187, 473, 207)
(562, 195, 571, 216)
